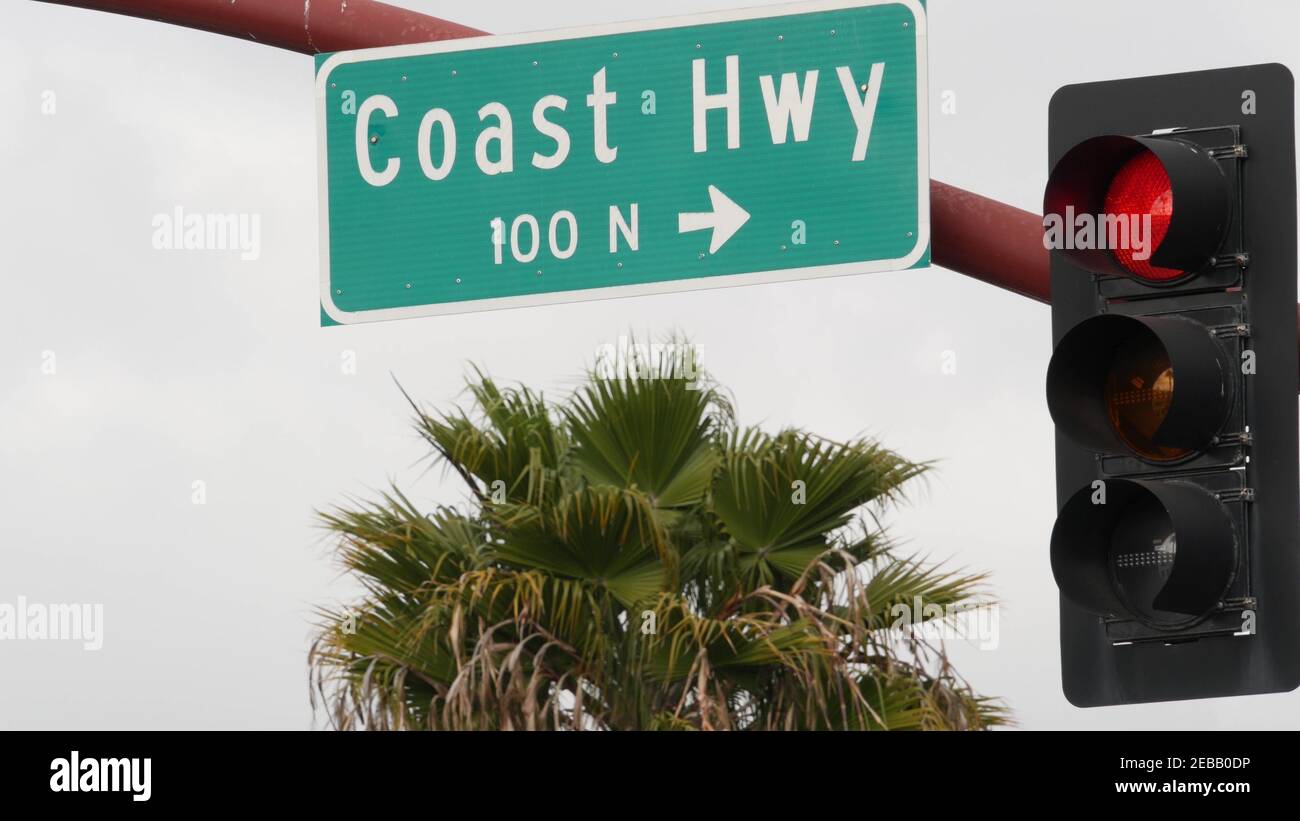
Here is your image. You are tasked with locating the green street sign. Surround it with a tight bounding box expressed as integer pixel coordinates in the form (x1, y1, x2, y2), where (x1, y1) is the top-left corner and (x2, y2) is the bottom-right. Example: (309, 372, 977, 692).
(315, 0, 929, 324)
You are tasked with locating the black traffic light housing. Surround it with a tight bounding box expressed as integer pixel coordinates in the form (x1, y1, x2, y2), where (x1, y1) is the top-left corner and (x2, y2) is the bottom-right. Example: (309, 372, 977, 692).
(1045, 134, 1233, 281)
(1045, 64, 1299, 706)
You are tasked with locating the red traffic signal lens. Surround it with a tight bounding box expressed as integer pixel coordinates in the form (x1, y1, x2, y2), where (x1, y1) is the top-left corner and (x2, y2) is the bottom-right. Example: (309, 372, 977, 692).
(1043, 135, 1230, 283)
(1103, 151, 1182, 281)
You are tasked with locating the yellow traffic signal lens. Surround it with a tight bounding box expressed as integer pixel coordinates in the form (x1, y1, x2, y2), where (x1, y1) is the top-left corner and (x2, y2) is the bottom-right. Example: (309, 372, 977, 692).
(1104, 335, 1187, 461)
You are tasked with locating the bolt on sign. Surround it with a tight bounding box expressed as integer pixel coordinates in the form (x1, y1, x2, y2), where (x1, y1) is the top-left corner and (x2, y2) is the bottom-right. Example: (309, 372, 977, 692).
(315, 0, 928, 324)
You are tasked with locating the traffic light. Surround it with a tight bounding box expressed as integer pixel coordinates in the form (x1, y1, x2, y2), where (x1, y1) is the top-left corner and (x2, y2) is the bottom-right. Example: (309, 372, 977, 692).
(1043, 64, 1299, 706)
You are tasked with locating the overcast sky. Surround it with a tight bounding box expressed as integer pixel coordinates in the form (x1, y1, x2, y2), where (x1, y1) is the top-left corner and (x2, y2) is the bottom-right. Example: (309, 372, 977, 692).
(4, 0, 1299, 730)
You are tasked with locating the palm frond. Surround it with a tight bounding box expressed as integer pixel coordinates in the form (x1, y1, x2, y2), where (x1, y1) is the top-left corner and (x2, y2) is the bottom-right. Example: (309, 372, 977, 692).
(310, 339, 1007, 730)
(565, 360, 722, 510)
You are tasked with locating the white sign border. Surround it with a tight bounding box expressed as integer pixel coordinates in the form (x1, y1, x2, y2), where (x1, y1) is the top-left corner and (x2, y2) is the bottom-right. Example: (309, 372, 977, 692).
(315, 0, 929, 325)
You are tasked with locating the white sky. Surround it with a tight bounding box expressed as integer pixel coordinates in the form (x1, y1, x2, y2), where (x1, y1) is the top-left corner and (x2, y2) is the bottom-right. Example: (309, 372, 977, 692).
(3, 0, 1299, 729)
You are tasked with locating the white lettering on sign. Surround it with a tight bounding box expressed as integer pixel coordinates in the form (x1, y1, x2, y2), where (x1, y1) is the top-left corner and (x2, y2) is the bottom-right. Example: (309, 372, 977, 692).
(759, 70, 819, 144)
(511, 213, 540, 262)
(476, 101, 514, 175)
(837, 63, 886, 162)
(610, 204, 639, 252)
(692, 55, 741, 153)
(352, 59, 887, 182)
(490, 217, 505, 264)
(550, 210, 579, 259)
(493, 211, 591, 264)
(587, 68, 620, 164)
(356, 94, 400, 186)
(532, 95, 571, 170)
(418, 107, 456, 181)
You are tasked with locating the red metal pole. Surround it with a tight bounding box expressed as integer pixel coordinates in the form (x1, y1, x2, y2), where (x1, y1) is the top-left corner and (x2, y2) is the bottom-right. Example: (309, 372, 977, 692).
(929, 180, 1049, 303)
(34, 0, 486, 52)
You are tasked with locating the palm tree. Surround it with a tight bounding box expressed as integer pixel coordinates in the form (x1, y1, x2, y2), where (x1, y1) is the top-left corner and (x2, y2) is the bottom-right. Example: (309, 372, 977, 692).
(310, 340, 1005, 730)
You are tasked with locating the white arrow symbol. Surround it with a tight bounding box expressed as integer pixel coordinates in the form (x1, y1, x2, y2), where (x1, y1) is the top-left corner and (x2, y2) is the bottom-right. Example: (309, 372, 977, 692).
(678, 185, 751, 254)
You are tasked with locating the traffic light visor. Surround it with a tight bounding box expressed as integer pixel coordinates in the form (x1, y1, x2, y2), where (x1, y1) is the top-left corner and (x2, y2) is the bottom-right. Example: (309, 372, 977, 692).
(1050, 479, 1236, 627)
(1044, 135, 1230, 283)
(1046, 314, 1233, 460)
